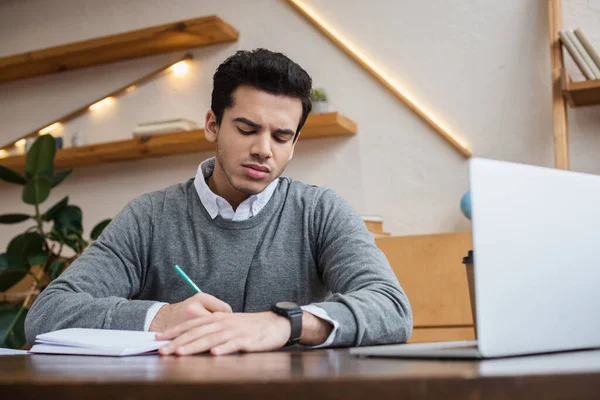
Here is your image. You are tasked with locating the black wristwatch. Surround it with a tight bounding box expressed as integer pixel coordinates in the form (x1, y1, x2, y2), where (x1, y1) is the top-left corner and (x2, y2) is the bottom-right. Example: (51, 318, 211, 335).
(272, 301, 303, 346)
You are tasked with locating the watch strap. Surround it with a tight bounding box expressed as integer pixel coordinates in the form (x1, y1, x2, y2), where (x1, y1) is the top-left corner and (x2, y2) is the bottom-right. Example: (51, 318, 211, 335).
(287, 309, 303, 346)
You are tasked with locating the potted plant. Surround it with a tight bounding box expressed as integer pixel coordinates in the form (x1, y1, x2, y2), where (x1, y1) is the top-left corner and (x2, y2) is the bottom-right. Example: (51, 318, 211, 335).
(0, 134, 111, 349)
(311, 88, 329, 114)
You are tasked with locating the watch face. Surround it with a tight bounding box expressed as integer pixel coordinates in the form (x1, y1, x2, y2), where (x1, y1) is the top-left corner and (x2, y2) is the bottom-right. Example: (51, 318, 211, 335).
(276, 301, 299, 310)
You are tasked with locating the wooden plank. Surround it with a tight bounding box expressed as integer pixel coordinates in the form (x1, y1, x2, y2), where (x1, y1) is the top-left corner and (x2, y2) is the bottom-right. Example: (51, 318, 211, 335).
(300, 112, 356, 138)
(548, 0, 570, 170)
(0, 113, 356, 170)
(363, 220, 384, 233)
(376, 232, 474, 327)
(0, 16, 238, 83)
(409, 326, 475, 343)
(564, 77, 600, 107)
(284, 0, 471, 158)
(1, 54, 192, 150)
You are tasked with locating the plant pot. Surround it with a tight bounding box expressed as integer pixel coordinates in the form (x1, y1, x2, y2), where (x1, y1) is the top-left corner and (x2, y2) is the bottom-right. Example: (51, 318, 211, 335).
(311, 101, 329, 114)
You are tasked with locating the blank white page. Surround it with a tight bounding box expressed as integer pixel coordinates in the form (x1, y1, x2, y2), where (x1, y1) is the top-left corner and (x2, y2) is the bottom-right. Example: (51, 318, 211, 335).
(36, 328, 169, 351)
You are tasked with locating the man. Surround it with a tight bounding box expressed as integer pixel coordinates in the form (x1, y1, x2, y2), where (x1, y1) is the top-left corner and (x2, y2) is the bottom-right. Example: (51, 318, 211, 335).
(25, 48, 412, 356)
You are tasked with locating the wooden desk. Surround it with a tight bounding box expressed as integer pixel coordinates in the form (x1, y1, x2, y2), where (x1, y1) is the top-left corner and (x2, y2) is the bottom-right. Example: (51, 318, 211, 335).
(1, 348, 600, 399)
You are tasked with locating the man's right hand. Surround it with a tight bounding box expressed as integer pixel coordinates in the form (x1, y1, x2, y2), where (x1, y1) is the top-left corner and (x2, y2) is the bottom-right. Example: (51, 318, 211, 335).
(149, 293, 232, 332)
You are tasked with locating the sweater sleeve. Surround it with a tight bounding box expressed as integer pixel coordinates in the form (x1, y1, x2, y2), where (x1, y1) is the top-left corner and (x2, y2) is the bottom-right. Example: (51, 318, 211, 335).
(24, 194, 161, 345)
(309, 189, 413, 347)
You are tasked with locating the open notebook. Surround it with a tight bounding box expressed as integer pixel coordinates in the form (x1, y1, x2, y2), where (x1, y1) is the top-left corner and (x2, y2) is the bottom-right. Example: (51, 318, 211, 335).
(29, 328, 171, 356)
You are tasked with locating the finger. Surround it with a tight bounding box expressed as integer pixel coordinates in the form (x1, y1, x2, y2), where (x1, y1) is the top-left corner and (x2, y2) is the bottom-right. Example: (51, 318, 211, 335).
(156, 314, 215, 340)
(192, 293, 233, 313)
(185, 302, 211, 318)
(176, 330, 238, 356)
(159, 322, 225, 355)
(211, 339, 244, 356)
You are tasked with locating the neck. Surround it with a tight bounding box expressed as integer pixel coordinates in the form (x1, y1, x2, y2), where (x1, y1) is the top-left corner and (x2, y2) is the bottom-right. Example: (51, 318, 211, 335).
(208, 159, 249, 211)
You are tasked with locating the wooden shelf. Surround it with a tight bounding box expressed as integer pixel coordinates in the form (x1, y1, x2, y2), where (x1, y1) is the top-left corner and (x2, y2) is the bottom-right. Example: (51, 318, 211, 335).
(0, 113, 356, 170)
(562, 75, 600, 107)
(0, 16, 238, 84)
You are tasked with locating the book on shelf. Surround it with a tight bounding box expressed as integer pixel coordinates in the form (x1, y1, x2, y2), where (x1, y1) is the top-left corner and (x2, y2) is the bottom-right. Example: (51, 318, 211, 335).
(133, 118, 198, 137)
(559, 30, 595, 80)
(559, 29, 600, 81)
(567, 30, 600, 79)
(574, 28, 600, 75)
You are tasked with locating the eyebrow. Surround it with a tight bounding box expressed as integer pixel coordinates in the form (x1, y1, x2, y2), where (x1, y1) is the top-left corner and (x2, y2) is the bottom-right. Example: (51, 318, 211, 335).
(232, 117, 295, 136)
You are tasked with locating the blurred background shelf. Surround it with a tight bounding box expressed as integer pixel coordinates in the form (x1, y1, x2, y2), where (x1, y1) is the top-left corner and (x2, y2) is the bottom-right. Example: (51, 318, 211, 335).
(0, 112, 357, 170)
(562, 73, 600, 107)
(0, 15, 238, 83)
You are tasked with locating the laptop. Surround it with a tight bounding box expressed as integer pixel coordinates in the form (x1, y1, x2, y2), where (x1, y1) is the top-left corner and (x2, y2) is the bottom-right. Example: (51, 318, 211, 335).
(351, 158, 600, 359)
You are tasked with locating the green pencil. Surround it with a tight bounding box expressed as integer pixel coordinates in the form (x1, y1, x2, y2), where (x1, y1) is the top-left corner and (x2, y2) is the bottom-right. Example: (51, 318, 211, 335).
(174, 265, 202, 293)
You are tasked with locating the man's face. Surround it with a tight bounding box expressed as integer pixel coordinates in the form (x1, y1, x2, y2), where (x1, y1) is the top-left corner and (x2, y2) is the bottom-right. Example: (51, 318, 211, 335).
(205, 85, 302, 196)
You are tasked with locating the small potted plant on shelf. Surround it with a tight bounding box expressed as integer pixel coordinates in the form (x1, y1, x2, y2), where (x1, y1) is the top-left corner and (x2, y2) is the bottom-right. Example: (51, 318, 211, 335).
(0, 134, 111, 349)
(311, 88, 329, 114)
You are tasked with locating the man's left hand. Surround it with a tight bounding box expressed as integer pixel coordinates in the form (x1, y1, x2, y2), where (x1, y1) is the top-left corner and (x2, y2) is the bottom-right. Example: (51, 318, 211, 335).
(155, 311, 291, 356)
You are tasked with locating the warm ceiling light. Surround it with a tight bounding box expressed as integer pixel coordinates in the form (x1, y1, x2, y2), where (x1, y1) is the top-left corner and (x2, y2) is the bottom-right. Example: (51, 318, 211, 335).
(89, 96, 115, 111)
(0, 149, 7, 158)
(39, 122, 62, 135)
(15, 139, 27, 148)
(170, 60, 189, 76)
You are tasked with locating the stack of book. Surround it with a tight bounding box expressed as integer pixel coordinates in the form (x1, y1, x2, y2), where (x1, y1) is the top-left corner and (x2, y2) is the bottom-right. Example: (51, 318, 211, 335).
(559, 28, 600, 81)
(133, 118, 198, 137)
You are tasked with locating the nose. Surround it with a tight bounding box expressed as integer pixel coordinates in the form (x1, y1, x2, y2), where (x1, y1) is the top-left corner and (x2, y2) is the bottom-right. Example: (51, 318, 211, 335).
(250, 132, 273, 160)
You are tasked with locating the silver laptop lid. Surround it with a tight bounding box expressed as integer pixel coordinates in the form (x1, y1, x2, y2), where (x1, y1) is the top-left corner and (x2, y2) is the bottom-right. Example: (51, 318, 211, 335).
(470, 158, 600, 358)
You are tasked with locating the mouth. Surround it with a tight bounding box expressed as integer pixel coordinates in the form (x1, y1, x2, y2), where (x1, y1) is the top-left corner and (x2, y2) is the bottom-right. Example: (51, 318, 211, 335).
(242, 164, 271, 179)
(243, 164, 271, 173)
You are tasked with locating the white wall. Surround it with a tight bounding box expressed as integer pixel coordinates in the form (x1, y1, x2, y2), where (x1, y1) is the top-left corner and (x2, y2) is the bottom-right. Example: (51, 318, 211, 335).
(1, 0, 599, 250)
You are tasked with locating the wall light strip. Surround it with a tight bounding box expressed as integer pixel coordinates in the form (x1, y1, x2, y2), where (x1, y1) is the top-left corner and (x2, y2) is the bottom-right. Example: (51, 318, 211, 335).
(39, 122, 62, 135)
(89, 96, 116, 112)
(0, 53, 193, 151)
(284, 0, 471, 158)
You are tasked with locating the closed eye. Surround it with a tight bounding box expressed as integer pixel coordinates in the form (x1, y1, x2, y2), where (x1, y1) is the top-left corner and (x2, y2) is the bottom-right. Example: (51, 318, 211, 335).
(273, 135, 290, 143)
(237, 127, 255, 135)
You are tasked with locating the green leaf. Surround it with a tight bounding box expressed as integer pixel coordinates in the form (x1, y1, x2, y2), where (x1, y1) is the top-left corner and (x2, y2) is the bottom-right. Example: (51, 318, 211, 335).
(0, 305, 28, 349)
(28, 251, 48, 267)
(42, 196, 69, 221)
(0, 165, 27, 185)
(0, 254, 28, 292)
(54, 205, 83, 235)
(25, 134, 55, 179)
(64, 233, 85, 253)
(90, 219, 112, 240)
(49, 260, 67, 280)
(46, 228, 63, 243)
(7, 232, 45, 266)
(51, 169, 72, 188)
(0, 214, 30, 224)
(22, 177, 52, 205)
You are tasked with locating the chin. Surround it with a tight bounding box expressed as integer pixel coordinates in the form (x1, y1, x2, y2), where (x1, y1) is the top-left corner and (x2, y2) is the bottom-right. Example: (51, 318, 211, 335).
(232, 179, 268, 195)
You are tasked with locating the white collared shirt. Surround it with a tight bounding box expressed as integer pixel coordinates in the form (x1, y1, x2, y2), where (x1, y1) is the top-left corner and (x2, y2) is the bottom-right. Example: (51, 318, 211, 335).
(144, 158, 338, 348)
(194, 157, 280, 221)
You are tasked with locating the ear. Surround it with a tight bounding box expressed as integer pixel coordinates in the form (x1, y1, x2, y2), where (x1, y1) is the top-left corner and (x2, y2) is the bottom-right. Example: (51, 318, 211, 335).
(204, 110, 219, 143)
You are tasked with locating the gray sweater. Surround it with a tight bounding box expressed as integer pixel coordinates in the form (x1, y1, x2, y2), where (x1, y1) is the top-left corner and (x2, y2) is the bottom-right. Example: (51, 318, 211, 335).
(25, 177, 412, 347)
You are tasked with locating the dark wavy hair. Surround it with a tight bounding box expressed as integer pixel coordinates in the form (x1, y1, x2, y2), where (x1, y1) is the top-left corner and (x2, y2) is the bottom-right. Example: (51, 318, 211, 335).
(211, 48, 312, 142)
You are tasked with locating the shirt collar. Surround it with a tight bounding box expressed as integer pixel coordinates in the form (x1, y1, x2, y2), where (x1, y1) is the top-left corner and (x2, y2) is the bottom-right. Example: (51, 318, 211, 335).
(194, 157, 279, 221)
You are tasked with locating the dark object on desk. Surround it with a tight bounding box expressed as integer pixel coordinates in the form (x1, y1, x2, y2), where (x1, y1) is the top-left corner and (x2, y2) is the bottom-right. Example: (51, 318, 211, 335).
(462, 250, 477, 338)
